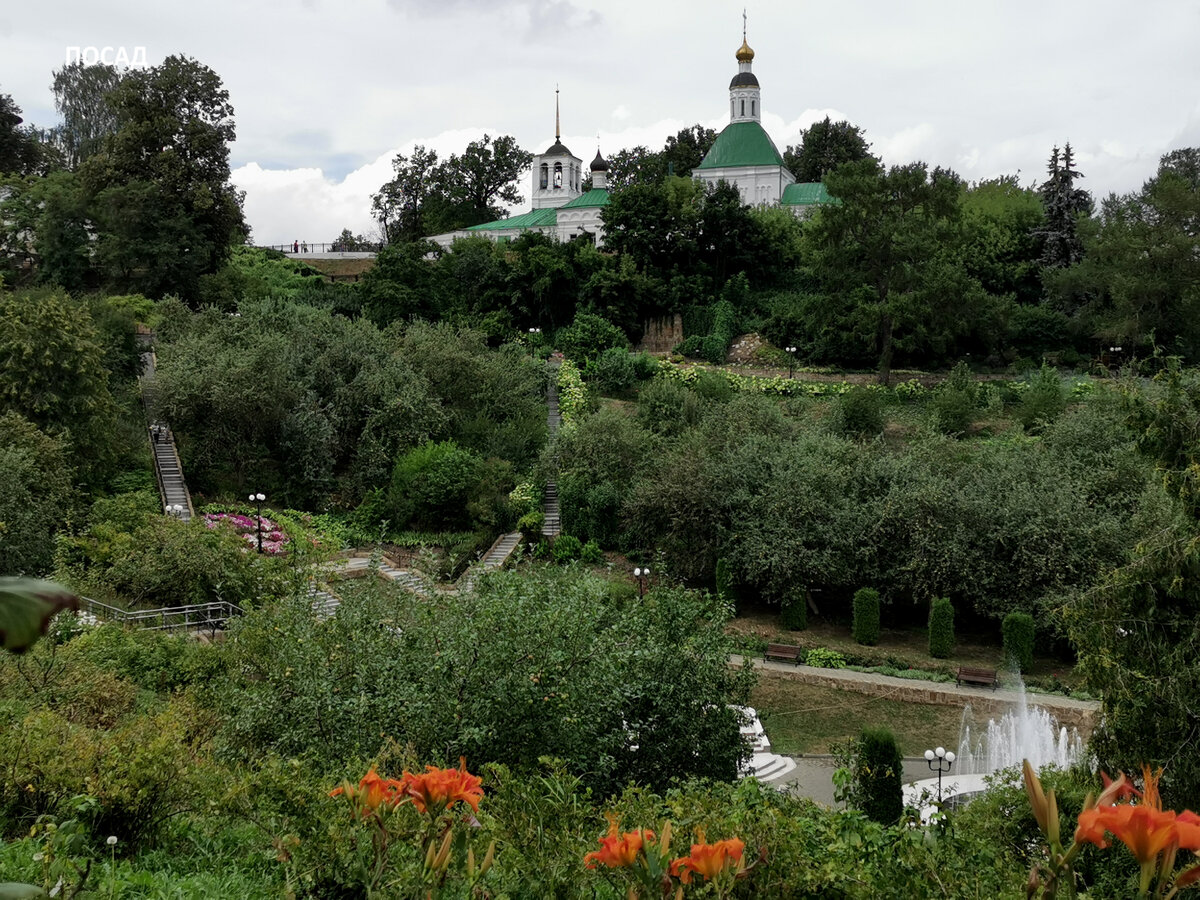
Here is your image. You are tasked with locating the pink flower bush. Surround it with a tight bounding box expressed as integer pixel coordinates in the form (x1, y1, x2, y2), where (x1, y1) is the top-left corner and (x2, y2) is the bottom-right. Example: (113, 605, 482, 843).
(203, 512, 291, 555)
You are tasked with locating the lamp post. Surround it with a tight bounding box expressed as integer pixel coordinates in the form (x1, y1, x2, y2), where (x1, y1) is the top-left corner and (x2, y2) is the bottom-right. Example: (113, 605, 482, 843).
(165, 503, 183, 519)
(249, 492, 266, 553)
(786, 345, 797, 379)
(924, 745, 956, 804)
(633, 566, 650, 597)
(528, 326, 542, 348)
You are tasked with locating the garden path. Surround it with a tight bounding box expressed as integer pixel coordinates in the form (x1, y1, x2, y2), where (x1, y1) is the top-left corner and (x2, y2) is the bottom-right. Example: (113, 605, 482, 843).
(542, 357, 562, 539)
(139, 345, 194, 521)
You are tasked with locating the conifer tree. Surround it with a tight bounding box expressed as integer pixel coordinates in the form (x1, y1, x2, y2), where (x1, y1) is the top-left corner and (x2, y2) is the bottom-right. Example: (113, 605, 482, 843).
(1037, 143, 1093, 268)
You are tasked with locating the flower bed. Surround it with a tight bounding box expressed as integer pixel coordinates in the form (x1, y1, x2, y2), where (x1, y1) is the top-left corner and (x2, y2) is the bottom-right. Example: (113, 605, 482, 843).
(203, 512, 290, 555)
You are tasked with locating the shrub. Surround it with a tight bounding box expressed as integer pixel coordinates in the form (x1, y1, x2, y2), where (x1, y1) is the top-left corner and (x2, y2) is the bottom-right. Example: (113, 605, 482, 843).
(691, 370, 734, 402)
(579, 540, 603, 564)
(1002, 611, 1035, 672)
(631, 352, 660, 381)
(587, 347, 636, 394)
(928, 597, 955, 659)
(556, 312, 627, 366)
(1018, 364, 1067, 433)
(835, 386, 884, 438)
(674, 335, 706, 359)
(931, 362, 979, 434)
(714, 558, 734, 608)
(852, 588, 881, 646)
(552, 534, 583, 564)
(805, 647, 846, 669)
(780, 586, 807, 630)
(516, 510, 544, 544)
(855, 727, 903, 825)
(388, 440, 482, 530)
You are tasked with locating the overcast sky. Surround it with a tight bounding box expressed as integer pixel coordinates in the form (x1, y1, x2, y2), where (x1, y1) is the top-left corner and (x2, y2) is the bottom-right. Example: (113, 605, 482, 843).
(3, 0, 1199, 245)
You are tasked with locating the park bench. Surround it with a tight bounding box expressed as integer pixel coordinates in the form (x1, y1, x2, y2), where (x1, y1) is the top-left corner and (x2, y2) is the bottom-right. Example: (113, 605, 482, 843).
(956, 666, 999, 690)
(764, 643, 803, 665)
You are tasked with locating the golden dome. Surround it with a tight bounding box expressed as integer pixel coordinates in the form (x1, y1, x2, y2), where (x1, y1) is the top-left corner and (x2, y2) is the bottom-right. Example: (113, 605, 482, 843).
(736, 38, 754, 62)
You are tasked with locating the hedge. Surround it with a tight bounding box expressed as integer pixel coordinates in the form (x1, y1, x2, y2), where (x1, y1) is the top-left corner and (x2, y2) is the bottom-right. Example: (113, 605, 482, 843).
(1002, 611, 1035, 672)
(852, 588, 881, 646)
(928, 597, 955, 659)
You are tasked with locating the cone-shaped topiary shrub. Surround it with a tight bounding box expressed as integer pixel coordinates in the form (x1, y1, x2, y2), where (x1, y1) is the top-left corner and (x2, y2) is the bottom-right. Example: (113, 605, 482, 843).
(928, 597, 955, 658)
(856, 727, 903, 825)
(1002, 611, 1035, 672)
(853, 587, 881, 646)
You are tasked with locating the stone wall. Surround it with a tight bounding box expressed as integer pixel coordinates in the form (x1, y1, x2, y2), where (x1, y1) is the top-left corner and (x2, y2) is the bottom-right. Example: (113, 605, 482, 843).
(638, 314, 683, 354)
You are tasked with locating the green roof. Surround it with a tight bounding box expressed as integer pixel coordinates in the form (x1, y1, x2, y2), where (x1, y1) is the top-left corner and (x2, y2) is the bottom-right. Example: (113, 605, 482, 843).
(561, 188, 610, 209)
(780, 182, 835, 206)
(696, 121, 785, 170)
(467, 207, 558, 232)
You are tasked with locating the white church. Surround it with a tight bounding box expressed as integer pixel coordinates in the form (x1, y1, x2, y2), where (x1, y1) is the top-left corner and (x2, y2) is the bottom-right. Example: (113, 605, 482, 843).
(430, 31, 831, 249)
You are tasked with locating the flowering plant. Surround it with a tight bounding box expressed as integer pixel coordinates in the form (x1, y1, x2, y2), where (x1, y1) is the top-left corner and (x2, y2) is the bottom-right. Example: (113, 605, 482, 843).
(328, 760, 493, 899)
(583, 815, 753, 899)
(203, 512, 290, 555)
(1024, 759, 1200, 898)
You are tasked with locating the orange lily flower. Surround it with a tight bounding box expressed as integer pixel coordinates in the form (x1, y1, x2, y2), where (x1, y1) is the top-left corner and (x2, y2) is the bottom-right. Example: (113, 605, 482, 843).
(669, 837, 745, 884)
(399, 758, 484, 816)
(329, 768, 404, 816)
(584, 815, 656, 869)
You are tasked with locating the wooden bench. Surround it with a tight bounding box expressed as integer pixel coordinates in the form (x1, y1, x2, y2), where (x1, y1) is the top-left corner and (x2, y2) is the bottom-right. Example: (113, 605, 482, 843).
(764, 643, 803, 665)
(956, 666, 999, 690)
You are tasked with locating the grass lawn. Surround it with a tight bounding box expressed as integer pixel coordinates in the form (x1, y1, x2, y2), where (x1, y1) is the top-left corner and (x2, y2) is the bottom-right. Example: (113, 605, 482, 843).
(751, 673, 966, 758)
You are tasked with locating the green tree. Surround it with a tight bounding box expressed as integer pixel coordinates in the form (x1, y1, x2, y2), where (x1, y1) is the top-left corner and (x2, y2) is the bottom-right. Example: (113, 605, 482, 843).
(372, 145, 442, 244)
(1053, 149, 1200, 358)
(1037, 143, 1092, 269)
(662, 124, 717, 177)
(783, 116, 872, 183)
(854, 727, 903, 825)
(928, 597, 955, 658)
(0, 90, 48, 176)
(606, 145, 667, 191)
(432, 134, 532, 230)
(961, 175, 1046, 306)
(0, 413, 75, 575)
(50, 60, 126, 170)
(82, 55, 247, 300)
(806, 158, 986, 383)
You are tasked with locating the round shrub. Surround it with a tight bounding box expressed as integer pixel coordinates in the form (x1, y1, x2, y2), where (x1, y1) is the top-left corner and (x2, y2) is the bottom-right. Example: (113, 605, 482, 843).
(852, 587, 881, 646)
(579, 540, 603, 564)
(389, 440, 482, 530)
(631, 352, 660, 381)
(1018, 364, 1067, 433)
(835, 386, 884, 438)
(555, 312, 626, 366)
(856, 727, 903, 825)
(805, 647, 846, 669)
(780, 586, 807, 630)
(1002, 611, 1035, 672)
(587, 347, 636, 394)
(928, 597, 955, 659)
(931, 362, 979, 434)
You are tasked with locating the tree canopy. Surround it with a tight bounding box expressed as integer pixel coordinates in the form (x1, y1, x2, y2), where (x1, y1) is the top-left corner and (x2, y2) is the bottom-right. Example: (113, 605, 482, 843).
(783, 116, 872, 183)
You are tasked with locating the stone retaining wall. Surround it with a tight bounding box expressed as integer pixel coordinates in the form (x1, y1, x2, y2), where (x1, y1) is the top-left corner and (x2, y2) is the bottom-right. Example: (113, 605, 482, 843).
(765, 666, 1097, 736)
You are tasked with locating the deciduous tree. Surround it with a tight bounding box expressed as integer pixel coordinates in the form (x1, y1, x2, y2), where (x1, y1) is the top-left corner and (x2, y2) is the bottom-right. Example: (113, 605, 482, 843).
(783, 117, 871, 183)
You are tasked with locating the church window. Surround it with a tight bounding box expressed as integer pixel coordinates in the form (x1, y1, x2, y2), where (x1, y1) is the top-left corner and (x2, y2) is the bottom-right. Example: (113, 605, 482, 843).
(554, 162, 563, 188)
(539, 164, 548, 189)
(740, 99, 745, 116)
(731, 99, 734, 117)
(751, 99, 756, 116)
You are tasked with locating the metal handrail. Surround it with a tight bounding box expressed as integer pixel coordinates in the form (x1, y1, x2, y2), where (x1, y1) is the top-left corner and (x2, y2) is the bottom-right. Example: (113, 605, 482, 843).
(78, 597, 243, 634)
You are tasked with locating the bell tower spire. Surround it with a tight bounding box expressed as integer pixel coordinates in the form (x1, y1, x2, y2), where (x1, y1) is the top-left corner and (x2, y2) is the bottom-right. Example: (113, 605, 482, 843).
(555, 85, 561, 141)
(729, 14, 761, 124)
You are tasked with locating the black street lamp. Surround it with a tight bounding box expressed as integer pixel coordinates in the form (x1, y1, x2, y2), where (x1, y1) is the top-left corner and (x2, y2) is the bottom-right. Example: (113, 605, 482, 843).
(249, 492, 266, 553)
(786, 345, 798, 379)
(633, 566, 650, 597)
(924, 745, 956, 804)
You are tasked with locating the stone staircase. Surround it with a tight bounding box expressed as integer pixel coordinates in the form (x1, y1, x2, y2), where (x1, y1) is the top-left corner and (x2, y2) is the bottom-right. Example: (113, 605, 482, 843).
(331, 555, 429, 597)
(308, 582, 342, 619)
(139, 347, 194, 521)
(737, 706, 797, 784)
(541, 481, 561, 539)
(459, 531, 522, 592)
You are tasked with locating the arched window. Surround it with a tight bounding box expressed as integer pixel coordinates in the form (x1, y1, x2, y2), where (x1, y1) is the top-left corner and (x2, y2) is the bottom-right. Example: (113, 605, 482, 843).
(731, 99, 734, 117)
(751, 99, 756, 117)
(554, 162, 563, 188)
(740, 99, 745, 117)
(539, 164, 548, 189)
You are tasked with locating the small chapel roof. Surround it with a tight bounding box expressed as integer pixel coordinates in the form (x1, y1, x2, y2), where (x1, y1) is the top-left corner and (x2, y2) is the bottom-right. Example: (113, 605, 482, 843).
(467, 207, 559, 232)
(780, 182, 835, 206)
(562, 188, 610, 209)
(696, 120, 785, 170)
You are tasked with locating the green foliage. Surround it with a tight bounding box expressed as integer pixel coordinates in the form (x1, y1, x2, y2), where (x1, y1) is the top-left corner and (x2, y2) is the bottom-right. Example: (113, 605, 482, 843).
(928, 597, 955, 659)
(931, 361, 979, 434)
(555, 312, 626, 366)
(714, 558, 734, 608)
(586, 347, 635, 394)
(516, 510, 544, 545)
(389, 440, 484, 531)
(579, 540, 603, 565)
(0, 414, 75, 576)
(552, 534, 583, 563)
(833, 385, 884, 438)
(780, 586, 808, 630)
(216, 569, 754, 794)
(783, 116, 872, 182)
(1002, 611, 1035, 672)
(555, 357, 589, 427)
(630, 352, 660, 381)
(805, 647, 845, 669)
(1019, 363, 1067, 432)
(854, 728, 904, 825)
(852, 587, 881, 646)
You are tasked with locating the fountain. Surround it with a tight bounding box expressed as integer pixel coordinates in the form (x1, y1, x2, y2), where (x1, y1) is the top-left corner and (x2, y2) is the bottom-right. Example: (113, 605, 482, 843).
(955, 679, 1085, 776)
